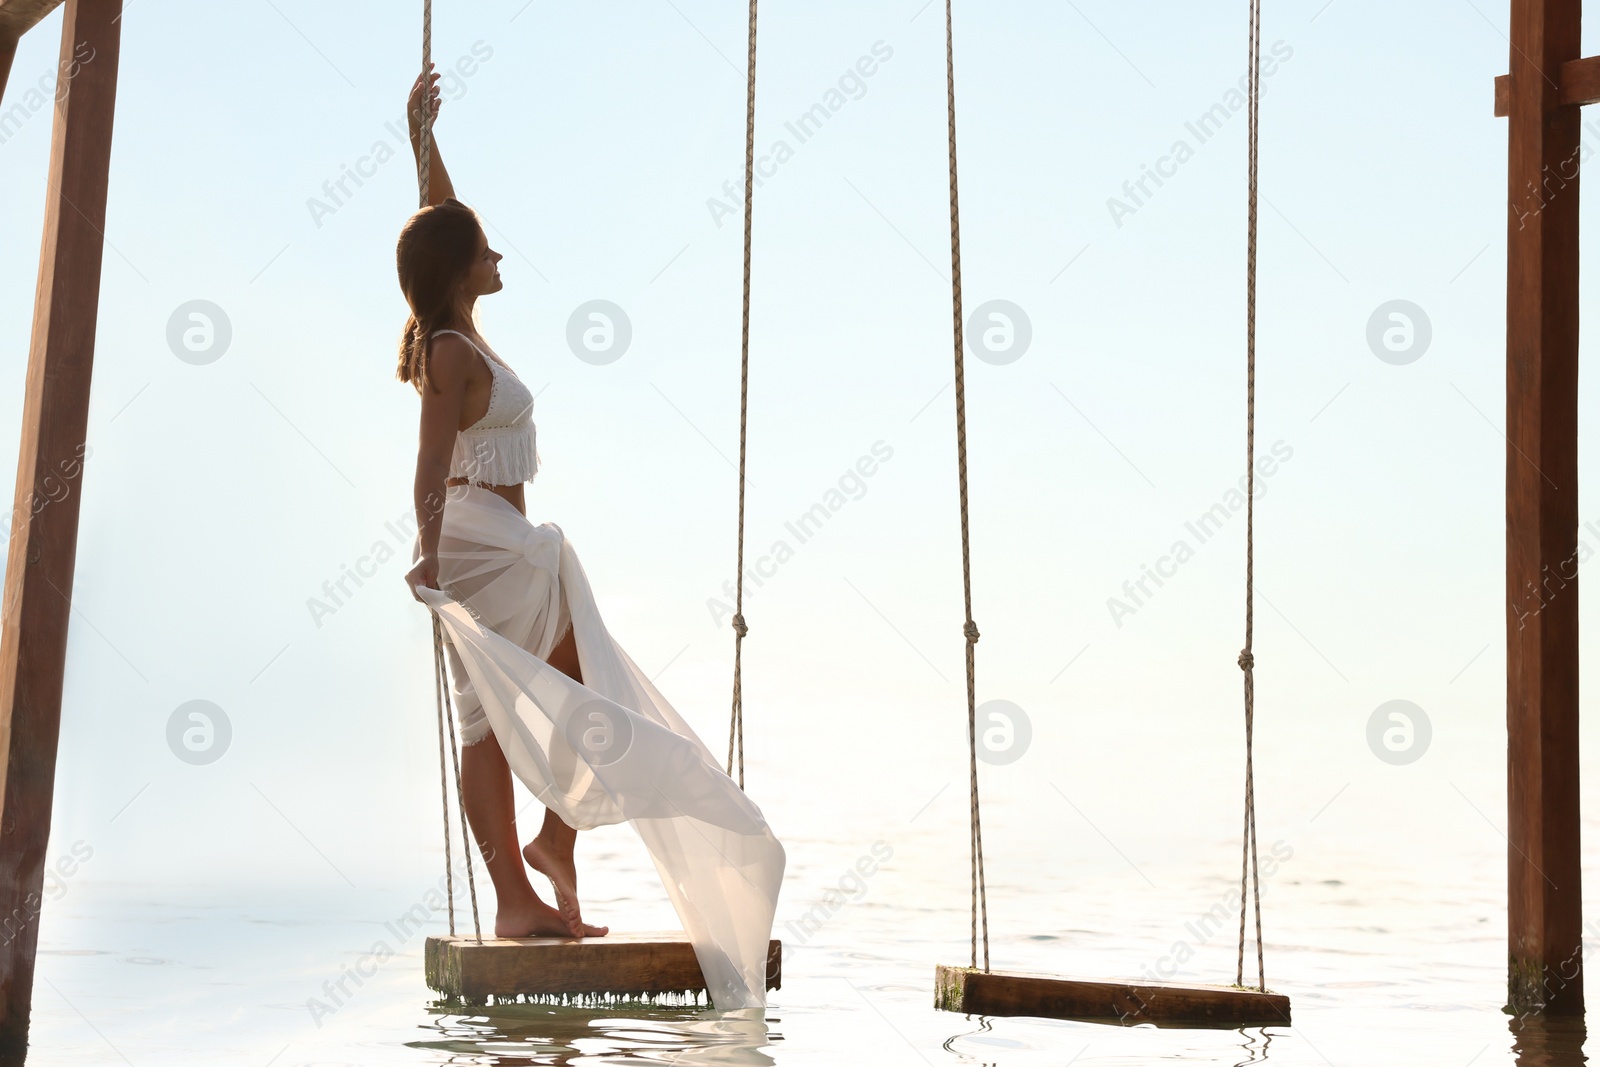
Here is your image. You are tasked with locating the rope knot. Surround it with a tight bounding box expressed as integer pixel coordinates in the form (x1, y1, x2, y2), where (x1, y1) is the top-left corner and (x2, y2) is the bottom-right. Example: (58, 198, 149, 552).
(963, 620, 980, 644)
(732, 613, 749, 638)
(1237, 648, 1254, 672)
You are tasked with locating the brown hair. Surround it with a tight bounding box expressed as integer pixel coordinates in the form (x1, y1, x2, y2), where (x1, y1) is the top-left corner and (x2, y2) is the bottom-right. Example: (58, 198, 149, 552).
(395, 197, 481, 394)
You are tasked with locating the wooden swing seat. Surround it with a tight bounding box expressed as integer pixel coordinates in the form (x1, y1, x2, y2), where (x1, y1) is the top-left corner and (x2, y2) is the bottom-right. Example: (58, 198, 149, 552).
(935, 964, 1291, 1028)
(426, 931, 782, 1004)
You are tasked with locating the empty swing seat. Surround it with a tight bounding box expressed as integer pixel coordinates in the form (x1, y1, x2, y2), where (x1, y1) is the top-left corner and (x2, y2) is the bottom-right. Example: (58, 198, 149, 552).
(935, 964, 1291, 1028)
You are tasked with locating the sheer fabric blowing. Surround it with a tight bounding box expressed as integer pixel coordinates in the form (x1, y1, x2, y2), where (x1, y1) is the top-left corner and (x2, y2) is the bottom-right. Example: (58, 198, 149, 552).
(415, 485, 785, 1008)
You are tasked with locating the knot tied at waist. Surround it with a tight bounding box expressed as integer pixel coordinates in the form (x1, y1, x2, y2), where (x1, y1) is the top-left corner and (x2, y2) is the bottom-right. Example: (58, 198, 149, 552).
(516, 522, 564, 572)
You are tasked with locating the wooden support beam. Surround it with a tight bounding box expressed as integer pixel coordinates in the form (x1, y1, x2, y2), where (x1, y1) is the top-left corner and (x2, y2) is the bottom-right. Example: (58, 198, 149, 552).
(1504, 0, 1585, 1018)
(0, 0, 65, 45)
(0, 0, 120, 1057)
(934, 966, 1291, 1028)
(425, 933, 782, 1005)
(1496, 55, 1600, 116)
(0, 36, 14, 97)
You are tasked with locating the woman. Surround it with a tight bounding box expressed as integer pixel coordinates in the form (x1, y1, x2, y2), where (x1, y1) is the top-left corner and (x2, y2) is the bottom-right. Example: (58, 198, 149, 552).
(395, 67, 784, 1008)
(398, 66, 603, 942)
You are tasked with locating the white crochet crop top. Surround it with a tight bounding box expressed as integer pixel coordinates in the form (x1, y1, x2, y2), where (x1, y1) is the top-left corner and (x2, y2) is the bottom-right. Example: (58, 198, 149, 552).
(432, 329, 540, 485)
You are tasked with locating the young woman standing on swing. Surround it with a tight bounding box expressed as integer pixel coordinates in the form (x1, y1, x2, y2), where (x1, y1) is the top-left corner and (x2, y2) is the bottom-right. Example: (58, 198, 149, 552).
(398, 65, 606, 941)
(392, 59, 783, 1008)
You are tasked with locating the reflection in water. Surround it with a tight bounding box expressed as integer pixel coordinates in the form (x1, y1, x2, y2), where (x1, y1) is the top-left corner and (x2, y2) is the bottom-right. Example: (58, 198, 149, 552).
(1509, 1013, 1586, 1067)
(1232, 1027, 1273, 1066)
(408, 1002, 775, 1066)
(941, 1015, 998, 1065)
(938, 1013, 1287, 1066)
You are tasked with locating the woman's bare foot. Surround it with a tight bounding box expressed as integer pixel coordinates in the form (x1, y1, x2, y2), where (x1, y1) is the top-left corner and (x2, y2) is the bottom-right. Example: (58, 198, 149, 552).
(523, 835, 609, 938)
(493, 894, 578, 939)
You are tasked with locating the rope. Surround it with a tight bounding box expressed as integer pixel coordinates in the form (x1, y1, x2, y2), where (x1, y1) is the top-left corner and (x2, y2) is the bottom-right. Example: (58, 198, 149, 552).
(727, 0, 759, 791)
(942, 0, 988, 974)
(417, 0, 433, 209)
(432, 617, 457, 936)
(419, 0, 481, 946)
(1235, 0, 1266, 993)
(435, 615, 483, 943)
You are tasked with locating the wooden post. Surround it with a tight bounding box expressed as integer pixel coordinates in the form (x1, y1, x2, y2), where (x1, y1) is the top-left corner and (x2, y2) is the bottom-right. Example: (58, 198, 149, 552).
(0, 37, 15, 97)
(0, 0, 119, 1056)
(1505, 0, 1585, 1017)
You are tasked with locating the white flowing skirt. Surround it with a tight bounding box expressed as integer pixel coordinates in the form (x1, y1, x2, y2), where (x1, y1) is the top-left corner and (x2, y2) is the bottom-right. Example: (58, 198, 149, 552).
(413, 485, 785, 1010)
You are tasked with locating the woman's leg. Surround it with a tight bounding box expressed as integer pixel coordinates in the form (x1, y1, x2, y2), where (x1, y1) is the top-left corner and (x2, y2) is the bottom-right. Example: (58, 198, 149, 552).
(459, 731, 574, 938)
(522, 621, 609, 936)
(540, 618, 581, 686)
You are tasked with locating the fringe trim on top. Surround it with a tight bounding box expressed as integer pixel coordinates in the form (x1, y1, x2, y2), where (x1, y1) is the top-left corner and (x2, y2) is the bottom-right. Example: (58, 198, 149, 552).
(450, 424, 539, 485)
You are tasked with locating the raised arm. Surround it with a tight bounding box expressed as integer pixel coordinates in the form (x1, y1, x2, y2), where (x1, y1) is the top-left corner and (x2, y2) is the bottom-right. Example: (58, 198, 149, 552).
(407, 63, 456, 207)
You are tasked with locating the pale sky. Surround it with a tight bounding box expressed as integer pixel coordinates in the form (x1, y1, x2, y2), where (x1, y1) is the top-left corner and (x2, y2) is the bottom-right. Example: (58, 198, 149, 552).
(3, 0, 1597, 933)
